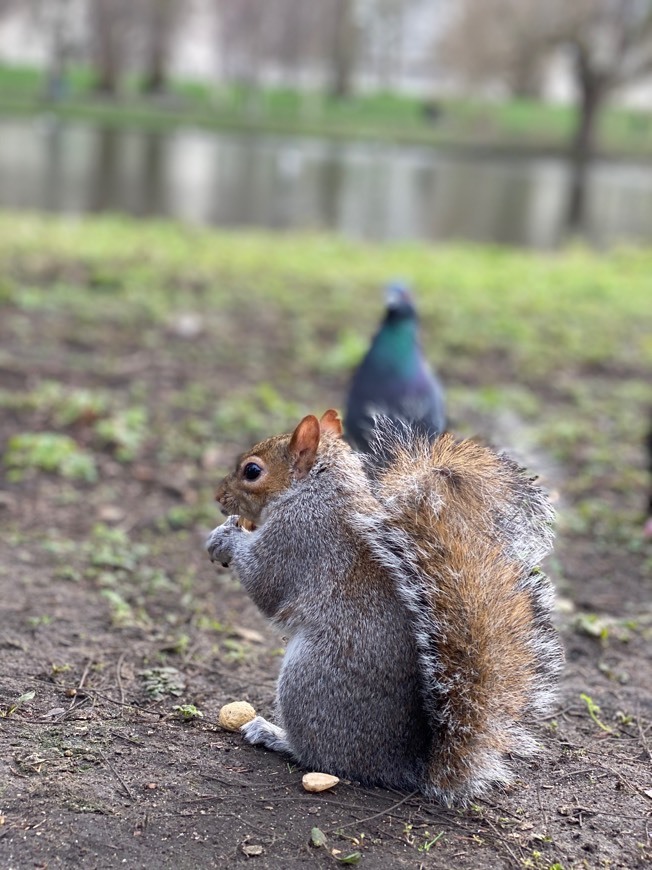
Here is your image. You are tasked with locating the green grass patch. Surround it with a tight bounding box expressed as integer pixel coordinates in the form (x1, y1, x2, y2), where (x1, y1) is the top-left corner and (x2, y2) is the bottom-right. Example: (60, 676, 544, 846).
(1, 211, 651, 380)
(4, 432, 98, 482)
(1, 210, 650, 556)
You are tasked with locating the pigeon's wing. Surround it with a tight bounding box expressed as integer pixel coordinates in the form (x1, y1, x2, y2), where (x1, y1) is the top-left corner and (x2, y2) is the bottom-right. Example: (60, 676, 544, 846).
(346, 368, 446, 451)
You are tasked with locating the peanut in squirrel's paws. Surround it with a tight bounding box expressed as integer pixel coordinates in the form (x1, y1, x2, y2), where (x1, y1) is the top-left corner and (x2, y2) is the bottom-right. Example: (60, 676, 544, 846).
(241, 716, 292, 755)
(206, 515, 241, 567)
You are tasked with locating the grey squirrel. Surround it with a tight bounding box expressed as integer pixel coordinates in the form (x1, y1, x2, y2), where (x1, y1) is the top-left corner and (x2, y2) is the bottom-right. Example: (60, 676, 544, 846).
(206, 409, 563, 805)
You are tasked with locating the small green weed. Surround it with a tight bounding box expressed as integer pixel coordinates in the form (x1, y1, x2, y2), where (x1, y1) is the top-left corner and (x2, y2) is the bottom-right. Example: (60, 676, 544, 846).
(94, 406, 148, 461)
(100, 589, 142, 628)
(222, 638, 250, 664)
(417, 831, 444, 852)
(580, 693, 614, 734)
(27, 615, 53, 628)
(140, 667, 186, 700)
(30, 381, 110, 426)
(0, 689, 35, 718)
(4, 432, 97, 482)
(215, 383, 303, 441)
(172, 704, 204, 720)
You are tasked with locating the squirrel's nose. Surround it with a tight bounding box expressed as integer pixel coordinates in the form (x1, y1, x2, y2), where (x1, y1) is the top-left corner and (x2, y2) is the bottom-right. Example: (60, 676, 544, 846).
(214, 490, 229, 515)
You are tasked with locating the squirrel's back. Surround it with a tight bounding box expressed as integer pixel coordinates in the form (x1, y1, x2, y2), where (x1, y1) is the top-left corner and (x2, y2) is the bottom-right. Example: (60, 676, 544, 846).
(366, 424, 563, 803)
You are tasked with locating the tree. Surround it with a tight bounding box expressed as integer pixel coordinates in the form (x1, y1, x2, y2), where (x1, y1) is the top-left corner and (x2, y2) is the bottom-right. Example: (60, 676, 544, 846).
(0, 0, 79, 101)
(556, 0, 652, 163)
(214, 0, 264, 89)
(139, 0, 182, 95)
(43, 0, 76, 101)
(89, 0, 133, 95)
(438, 0, 551, 100)
(329, 0, 358, 98)
(440, 0, 652, 162)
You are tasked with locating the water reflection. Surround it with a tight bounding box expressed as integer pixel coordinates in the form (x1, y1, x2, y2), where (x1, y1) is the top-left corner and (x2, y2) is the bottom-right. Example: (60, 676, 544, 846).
(1, 117, 652, 249)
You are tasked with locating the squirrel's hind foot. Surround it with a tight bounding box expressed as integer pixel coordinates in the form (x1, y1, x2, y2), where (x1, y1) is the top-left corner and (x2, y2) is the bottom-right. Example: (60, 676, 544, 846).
(241, 716, 292, 755)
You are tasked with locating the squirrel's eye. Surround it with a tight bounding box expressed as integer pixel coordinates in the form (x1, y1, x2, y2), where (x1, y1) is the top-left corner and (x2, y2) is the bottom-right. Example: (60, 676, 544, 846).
(243, 462, 262, 481)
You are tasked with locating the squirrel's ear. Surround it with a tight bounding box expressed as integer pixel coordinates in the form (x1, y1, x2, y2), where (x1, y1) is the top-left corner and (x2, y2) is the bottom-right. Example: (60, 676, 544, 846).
(319, 409, 343, 438)
(289, 415, 321, 480)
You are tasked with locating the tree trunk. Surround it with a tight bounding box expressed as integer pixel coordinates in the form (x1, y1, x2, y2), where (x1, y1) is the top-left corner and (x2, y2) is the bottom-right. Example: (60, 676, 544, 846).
(142, 0, 176, 95)
(571, 67, 605, 164)
(329, 0, 356, 99)
(566, 66, 607, 233)
(565, 152, 590, 233)
(511, 48, 542, 100)
(45, 0, 72, 102)
(91, 0, 121, 95)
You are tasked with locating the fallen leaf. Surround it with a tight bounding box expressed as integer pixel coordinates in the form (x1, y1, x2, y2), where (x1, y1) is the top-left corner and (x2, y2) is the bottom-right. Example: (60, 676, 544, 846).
(231, 626, 265, 644)
(98, 505, 125, 523)
(40, 707, 66, 720)
(334, 851, 362, 864)
(310, 827, 327, 848)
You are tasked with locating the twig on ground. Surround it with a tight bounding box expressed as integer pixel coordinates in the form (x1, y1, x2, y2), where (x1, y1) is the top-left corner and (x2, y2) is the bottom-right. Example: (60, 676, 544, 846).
(87, 689, 163, 716)
(98, 749, 135, 801)
(116, 651, 127, 705)
(68, 658, 92, 710)
(335, 791, 418, 830)
(483, 817, 525, 867)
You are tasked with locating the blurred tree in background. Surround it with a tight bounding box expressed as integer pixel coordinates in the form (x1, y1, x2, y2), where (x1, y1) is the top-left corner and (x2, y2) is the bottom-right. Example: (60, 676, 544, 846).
(138, 0, 183, 95)
(0, 0, 651, 168)
(441, 0, 652, 163)
(438, 0, 549, 100)
(89, 0, 132, 94)
(214, 0, 363, 99)
(328, 0, 358, 98)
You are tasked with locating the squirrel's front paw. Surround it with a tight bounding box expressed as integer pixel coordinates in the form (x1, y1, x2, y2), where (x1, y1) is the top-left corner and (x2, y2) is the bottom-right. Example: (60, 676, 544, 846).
(206, 515, 241, 567)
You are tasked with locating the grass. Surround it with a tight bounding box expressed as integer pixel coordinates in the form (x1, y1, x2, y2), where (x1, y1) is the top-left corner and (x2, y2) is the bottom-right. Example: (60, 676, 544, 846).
(1, 210, 651, 379)
(1, 63, 652, 158)
(0, 209, 651, 550)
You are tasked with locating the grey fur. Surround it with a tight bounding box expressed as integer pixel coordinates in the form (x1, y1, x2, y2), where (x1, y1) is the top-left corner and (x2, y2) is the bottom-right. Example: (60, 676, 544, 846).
(240, 716, 293, 754)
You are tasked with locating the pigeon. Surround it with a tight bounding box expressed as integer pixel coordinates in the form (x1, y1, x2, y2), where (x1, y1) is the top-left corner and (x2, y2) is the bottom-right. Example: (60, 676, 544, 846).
(344, 282, 446, 454)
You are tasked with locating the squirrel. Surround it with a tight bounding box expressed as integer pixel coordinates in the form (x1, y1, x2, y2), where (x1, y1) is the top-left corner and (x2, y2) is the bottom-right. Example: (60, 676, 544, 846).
(206, 409, 563, 805)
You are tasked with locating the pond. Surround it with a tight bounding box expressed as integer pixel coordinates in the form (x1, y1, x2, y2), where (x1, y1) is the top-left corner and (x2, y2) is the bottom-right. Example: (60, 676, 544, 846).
(1, 117, 652, 248)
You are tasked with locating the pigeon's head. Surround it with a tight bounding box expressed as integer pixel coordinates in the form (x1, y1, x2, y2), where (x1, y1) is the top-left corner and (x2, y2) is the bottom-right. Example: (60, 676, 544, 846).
(385, 282, 416, 321)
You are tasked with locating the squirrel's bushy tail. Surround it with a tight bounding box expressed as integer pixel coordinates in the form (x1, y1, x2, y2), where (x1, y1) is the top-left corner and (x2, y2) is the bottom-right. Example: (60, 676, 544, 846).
(368, 424, 563, 805)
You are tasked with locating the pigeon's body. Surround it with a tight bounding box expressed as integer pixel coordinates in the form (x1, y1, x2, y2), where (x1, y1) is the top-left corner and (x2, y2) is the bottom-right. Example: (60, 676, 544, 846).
(345, 285, 446, 454)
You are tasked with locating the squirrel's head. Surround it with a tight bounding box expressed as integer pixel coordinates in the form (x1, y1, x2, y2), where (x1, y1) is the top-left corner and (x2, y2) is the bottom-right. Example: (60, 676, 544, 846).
(215, 409, 343, 526)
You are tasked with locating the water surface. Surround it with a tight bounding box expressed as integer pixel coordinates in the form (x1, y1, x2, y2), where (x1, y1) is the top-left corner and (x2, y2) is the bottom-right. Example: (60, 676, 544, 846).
(1, 118, 652, 248)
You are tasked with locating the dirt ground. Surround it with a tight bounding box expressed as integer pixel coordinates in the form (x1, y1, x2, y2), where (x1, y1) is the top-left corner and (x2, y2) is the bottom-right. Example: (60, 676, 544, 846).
(1, 287, 651, 870)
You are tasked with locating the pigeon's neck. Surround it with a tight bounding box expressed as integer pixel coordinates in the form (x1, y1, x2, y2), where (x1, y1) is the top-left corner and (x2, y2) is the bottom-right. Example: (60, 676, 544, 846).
(374, 317, 421, 376)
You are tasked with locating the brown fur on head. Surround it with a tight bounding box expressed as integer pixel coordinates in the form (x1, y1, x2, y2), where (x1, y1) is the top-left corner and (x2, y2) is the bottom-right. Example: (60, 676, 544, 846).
(215, 410, 343, 526)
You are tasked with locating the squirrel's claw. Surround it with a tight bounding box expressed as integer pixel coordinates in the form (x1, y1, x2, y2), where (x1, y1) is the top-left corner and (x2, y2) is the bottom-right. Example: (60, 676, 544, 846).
(206, 515, 242, 567)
